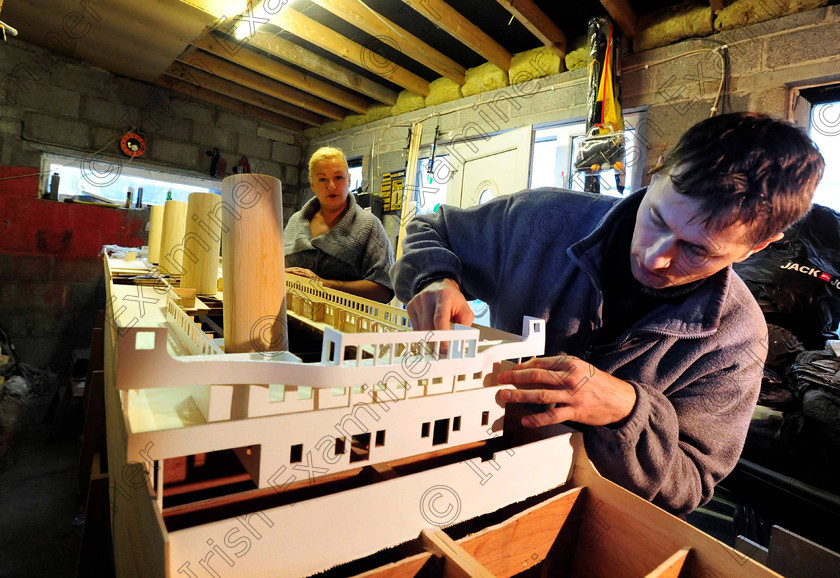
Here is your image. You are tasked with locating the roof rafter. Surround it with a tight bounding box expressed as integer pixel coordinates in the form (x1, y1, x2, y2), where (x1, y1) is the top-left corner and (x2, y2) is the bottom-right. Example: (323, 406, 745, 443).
(179, 50, 347, 120)
(600, 0, 638, 38)
(310, 0, 466, 85)
(190, 32, 370, 114)
(269, 7, 431, 96)
(495, 0, 567, 57)
(398, 0, 511, 71)
(166, 61, 324, 125)
(158, 75, 305, 132)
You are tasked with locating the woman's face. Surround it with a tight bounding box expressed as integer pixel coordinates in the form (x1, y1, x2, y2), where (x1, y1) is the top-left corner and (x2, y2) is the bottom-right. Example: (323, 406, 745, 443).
(310, 158, 350, 212)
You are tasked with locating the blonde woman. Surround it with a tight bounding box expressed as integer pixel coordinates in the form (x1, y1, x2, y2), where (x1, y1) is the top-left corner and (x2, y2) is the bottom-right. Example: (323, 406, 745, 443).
(284, 146, 394, 303)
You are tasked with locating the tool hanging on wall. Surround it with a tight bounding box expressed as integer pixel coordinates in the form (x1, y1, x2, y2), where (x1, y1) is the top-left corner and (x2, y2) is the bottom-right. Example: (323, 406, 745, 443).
(120, 131, 147, 158)
(206, 148, 227, 179)
(427, 125, 440, 174)
(574, 16, 625, 194)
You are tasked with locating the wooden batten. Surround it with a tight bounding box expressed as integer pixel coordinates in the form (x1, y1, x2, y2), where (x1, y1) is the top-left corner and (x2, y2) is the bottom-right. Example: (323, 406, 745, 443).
(178, 51, 348, 120)
(157, 75, 306, 131)
(180, 192, 222, 295)
(147, 204, 165, 264)
(165, 61, 325, 125)
(247, 30, 399, 105)
(496, 0, 568, 56)
(158, 199, 188, 276)
(600, 0, 638, 38)
(190, 32, 371, 113)
(310, 0, 467, 85)
(221, 173, 287, 355)
(399, 0, 512, 71)
(271, 8, 431, 96)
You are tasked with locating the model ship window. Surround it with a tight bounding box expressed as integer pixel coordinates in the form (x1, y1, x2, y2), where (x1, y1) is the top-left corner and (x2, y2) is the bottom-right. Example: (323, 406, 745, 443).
(328, 342, 336, 362)
(453, 416, 461, 431)
(375, 430, 386, 447)
(433, 418, 450, 446)
(457, 374, 466, 381)
(334, 436, 346, 456)
(481, 411, 490, 426)
(432, 377, 443, 384)
(135, 331, 156, 350)
(421, 422, 430, 438)
(418, 379, 428, 386)
(349, 433, 371, 463)
(473, 371, 482, 380)
(290, 444, 303, 464)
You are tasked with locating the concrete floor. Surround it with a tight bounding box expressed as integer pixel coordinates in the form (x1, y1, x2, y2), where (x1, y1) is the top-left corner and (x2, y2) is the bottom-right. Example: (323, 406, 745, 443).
(0, 379, 82, 577)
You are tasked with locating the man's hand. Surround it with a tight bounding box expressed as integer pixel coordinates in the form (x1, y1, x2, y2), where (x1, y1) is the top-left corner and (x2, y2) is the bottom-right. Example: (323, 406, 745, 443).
(497, 355, 637, 427)
(286, 267, 320, 281)
(406, 278, 474, 330)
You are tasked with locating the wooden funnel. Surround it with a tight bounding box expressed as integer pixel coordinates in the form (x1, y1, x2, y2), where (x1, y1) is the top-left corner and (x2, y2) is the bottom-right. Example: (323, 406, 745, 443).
(221, 174, 287, 354)
(147, 204, 165, 264)
(181, 192, 222, 295)
(158, 200, 188, 276)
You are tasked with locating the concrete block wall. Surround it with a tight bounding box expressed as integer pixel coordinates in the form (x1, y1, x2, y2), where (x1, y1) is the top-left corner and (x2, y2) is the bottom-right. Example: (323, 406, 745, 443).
(0, 37, 306, 373)
(0, 37, 303, 215)
(304, 6, 840, 243)
(0, 166, 147, 370)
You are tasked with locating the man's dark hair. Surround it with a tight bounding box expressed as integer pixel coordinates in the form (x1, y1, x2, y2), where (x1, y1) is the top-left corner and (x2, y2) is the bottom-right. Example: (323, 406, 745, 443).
(660, 112, 825, 246)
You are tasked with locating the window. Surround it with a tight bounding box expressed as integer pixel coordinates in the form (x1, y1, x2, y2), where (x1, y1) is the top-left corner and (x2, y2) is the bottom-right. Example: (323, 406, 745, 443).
(290, 444, 303, 463)
(349, 433, 371, 463)
(334, 437, 346, 456)
(421, 422, 430, 438)
(530, 111, 645, 197)
(375, 430, 386, 447)
(453, 416, 461, 431)
(481, 411, 490, 426)
(41, 152, 221, 205)
(432, 418, 450, 445)
(809, 102, 840, 212)
(348, 157, 363, 194)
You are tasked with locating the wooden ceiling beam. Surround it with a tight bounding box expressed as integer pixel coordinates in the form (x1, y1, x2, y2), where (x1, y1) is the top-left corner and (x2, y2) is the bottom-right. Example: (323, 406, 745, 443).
(495, 0, 567, 57)
(247, 30, 399, 105)
(270, 8, 431, 96)
(166, 61, 324, 125)
(310, 0, 466, 85)
(398, 0, 511, 71)
(191, 33, 370, 114)
(179, 51, 347, 121)
(600, 0, 638, 38)
(158, 76, 305, 132)
(709, 0, 725, 10)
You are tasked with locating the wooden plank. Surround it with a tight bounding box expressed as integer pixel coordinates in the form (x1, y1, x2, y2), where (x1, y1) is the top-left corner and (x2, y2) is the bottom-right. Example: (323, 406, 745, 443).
(396, 121, 422, 260)
(311, 0, 467, 84)
(179, 50, 348, 120)
(495, 0, 567, 57)
(566, 435, 781, 577)
(272, 8, 431, 96)
(78, 369, 106, 495)
(645, 547, 690, 578)
(600, 0, 638, 38)
(767, 525, 840, 578)
(398, 0, 511, 71)
(458, 486, 584, 577)
(157, 75, 305, 131)
(735, 535, 769, 565)
(165, 62, 324, 125)
(76, 454, 116, 578)
(247, 30, 399, 105)
(191, 32, 371, 113)
(421, 529, 494, 578)
(709, 0, 726, 11)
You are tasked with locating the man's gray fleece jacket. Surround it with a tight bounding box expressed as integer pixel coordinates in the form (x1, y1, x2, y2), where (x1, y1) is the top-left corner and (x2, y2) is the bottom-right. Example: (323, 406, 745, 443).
(391, 188, 766, 515)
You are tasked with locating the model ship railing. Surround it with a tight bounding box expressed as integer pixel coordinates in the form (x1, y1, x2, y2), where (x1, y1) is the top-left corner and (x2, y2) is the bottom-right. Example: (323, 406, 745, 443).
(165, 295, 223, 356)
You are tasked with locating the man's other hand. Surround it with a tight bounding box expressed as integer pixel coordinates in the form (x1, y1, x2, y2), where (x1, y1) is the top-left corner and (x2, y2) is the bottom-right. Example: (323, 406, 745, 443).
(497, 355, 637, 427)
(407, 278, 474, 330)
(286, 267, 320, 280)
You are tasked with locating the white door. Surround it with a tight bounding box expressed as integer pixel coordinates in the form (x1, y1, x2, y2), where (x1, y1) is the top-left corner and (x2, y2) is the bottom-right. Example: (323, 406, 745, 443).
(444, 126, 533, 324)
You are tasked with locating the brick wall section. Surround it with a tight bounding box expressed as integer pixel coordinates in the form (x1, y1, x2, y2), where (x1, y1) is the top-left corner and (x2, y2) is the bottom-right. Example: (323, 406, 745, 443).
(0, 166, 149, 370)
(303, 6, 840, 244)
